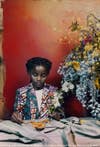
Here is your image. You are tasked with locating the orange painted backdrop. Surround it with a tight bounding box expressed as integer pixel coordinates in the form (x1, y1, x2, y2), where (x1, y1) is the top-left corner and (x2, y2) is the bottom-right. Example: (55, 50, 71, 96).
(3, 0, 100, 112)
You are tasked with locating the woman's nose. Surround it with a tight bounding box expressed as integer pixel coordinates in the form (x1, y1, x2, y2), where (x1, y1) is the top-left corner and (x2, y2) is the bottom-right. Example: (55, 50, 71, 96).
(37, 76, 41, 81)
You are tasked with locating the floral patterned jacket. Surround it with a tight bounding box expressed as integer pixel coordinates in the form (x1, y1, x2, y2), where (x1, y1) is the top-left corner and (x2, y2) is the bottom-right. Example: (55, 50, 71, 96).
(14, 83, 58, 120)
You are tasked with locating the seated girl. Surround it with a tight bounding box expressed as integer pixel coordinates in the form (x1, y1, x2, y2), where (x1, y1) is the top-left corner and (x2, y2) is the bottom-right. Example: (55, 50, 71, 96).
(11, 57, 63, 123)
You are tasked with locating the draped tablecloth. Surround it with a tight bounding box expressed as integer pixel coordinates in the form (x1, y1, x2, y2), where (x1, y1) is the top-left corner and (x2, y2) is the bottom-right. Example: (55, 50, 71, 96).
(0, 117, 100, 147)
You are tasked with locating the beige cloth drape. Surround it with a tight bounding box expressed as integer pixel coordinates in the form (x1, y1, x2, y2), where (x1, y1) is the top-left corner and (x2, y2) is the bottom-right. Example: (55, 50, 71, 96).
(0, 3, 5, 118)
(0, 31, 5, 119)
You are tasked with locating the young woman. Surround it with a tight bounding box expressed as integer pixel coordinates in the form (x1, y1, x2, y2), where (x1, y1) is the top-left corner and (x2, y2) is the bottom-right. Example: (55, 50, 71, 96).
(11, 57, 63, 123)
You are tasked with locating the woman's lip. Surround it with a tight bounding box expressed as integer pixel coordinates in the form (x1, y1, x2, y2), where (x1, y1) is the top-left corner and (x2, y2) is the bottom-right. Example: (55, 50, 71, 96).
(36, 82, 41, 86)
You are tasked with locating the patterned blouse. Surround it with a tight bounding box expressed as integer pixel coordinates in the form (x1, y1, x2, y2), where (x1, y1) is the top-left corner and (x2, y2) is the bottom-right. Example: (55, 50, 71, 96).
(14, 83, 58, 120)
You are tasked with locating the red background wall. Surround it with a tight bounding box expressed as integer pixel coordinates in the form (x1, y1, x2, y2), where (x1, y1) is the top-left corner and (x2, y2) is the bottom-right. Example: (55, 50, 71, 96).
(3, 0, 100, 115)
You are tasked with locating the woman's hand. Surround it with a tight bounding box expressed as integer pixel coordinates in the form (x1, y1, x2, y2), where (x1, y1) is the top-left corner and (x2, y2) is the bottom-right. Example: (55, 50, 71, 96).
(49, 112, 61, 121)
(11, 112, 23, 124)
(49, 107, 65, 121)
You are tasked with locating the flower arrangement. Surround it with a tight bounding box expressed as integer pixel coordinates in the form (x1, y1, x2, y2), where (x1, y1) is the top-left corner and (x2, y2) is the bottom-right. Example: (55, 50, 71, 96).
(57, 14, 100, 119)
(43, 85, 64, 117)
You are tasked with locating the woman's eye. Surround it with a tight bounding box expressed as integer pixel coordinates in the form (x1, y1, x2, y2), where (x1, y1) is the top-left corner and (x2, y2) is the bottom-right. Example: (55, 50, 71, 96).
(42, 73, 47, 77)
(31, 73, 47, 78)
(32, 73, 38, 77)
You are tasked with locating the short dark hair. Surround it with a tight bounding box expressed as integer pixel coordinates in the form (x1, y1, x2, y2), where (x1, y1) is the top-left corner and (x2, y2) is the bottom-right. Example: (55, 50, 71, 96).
(26, 57, 52, 73)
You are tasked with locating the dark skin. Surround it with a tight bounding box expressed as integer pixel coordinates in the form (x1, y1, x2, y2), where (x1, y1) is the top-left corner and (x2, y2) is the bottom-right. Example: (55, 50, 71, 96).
(11, 65, 60, 123)
(30, 65, 49, 90)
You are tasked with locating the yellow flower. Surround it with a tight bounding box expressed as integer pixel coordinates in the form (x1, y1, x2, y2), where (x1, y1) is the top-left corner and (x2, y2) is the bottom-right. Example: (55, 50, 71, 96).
(65, 62, 72, 67)
(84, 43, 93, 52)
(79, 36, 83, 41)
(96, 22, 100, 29)
(96, 32, 100, 36)
(94, 43, 98, 47)
(83, 51, 87, 58)
(94, 77, 100, 89)
(92, 49, 100, 58)
(74, 47, 80, 52)
(98, 37, 100, 41)
(72, 61, 80, 71)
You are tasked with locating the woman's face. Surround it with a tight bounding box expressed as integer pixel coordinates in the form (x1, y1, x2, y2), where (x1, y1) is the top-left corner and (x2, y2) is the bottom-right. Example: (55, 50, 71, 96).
(30, 65, 49, 90)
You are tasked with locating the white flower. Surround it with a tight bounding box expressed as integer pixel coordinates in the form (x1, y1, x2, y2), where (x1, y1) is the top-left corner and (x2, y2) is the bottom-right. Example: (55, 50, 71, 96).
(53, 92, 61, 107)
(62, 81, 74, 92)
(69, 83, 74, 90)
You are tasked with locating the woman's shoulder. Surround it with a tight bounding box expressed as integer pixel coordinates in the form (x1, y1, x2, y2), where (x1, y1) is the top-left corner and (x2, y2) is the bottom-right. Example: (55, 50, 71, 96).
(16, 83, 33, 94)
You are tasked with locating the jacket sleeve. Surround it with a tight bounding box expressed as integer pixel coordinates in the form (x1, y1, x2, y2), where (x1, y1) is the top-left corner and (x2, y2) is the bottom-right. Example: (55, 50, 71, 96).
(13, 89, 24, 113)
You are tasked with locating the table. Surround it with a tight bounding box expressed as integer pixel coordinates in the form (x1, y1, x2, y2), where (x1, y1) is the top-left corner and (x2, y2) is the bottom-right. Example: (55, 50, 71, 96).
(0, 117, 100, 147)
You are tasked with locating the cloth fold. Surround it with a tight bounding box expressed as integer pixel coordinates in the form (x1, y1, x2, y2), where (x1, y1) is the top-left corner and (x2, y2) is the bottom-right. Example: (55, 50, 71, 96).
(0, 118, 100, 146)
(60, 117, 100, 146)
(0, 120, 47, 144)
(74, 118, 100, 137)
